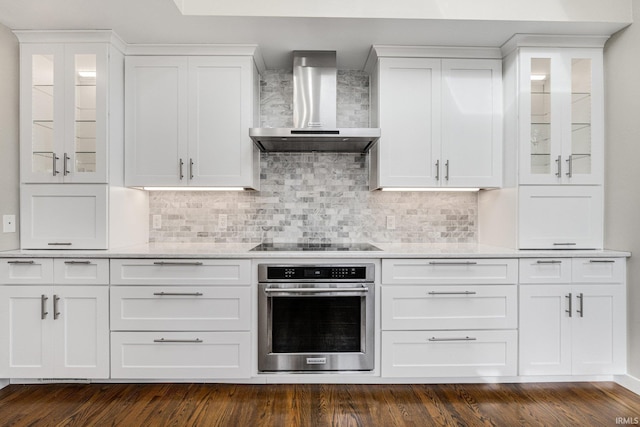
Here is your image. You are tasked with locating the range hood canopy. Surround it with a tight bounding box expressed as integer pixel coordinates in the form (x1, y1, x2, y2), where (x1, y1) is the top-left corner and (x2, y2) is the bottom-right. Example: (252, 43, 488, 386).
(250, 51, 380, 153)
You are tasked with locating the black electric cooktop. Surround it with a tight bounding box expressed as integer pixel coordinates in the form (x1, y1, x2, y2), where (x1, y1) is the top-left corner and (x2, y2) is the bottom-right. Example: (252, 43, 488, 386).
(250, 242, 382, 252)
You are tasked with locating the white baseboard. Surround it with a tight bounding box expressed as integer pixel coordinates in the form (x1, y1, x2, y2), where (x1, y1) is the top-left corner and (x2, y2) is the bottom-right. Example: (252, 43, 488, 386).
(615, 374, 640, 395)
(0, 379, 8, 390)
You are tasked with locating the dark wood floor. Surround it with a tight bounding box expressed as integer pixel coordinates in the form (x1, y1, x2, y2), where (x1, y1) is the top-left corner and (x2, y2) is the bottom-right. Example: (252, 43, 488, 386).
(0, 382, 639, 426)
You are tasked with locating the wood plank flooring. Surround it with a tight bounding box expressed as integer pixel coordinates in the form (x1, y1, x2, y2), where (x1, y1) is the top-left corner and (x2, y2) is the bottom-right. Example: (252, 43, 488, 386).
(0, 382, 638, 426)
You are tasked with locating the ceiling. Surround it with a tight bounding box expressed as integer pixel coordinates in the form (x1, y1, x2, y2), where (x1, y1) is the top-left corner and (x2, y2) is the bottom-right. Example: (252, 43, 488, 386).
(0, 0, 631, 70)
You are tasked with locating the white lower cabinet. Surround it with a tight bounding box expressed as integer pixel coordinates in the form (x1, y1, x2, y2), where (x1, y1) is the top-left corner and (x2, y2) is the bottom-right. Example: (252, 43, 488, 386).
(0, 285, 109, 379)
(519, 258, 626, 375)
(381, 258, 518, 378)
(381, 330, 517, 377)
(111, 331, 250, 379)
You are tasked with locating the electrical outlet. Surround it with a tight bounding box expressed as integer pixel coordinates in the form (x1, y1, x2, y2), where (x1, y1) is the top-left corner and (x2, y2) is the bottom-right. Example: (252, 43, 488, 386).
(386, 215, 396, 230)
(152, 215, 162, 229)
(2, 215, 16, 233)
(218, 214, 228, 230)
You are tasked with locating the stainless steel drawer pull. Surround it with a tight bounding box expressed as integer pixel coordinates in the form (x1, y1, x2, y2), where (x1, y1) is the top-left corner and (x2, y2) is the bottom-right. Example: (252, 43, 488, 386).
(566, 155, 573, 178)
(53, 295, 60, 320)
(428, 337, 477, 342)
(435, 160, 440, 181)
(64, 260, 92, 265)
(553, 243, 577, 246)
(445, 160, 450, 181)
(153, 261, 204, 266)
(588, 259, 615, 263)
(555, 155, 562, 177)
(189, 158, 194, 180)
(41, 295, 48, 319)
(7, 260, 36, 264)
(63, 153, 70, 176)
(536, 260, 562, 264)
(153, 292, 204, 296)
(179, 158, 184, 180)
(428, 261, 478, 266)
(428, 291, 477, 295)
(48, 242, 72, 246)
(566, 293, 572, 317)
(265, 287, 369, 294)
(154, 338, 203, 343)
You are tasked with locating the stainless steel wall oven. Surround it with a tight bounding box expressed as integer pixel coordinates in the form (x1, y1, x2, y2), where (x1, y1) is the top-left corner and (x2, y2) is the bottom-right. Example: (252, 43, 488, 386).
(258, 264, 375, 372)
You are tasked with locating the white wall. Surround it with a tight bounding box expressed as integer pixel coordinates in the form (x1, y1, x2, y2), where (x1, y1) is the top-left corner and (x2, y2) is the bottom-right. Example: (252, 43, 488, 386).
(0, 23, 19, 251)
(604, 4, 640, 378)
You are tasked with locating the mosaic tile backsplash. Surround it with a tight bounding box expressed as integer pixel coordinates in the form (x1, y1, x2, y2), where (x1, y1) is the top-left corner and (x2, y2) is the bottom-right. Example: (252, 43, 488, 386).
(148, 70, 478, 244)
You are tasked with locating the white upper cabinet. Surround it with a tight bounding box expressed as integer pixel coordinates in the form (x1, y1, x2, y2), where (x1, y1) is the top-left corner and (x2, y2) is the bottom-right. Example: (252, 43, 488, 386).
(519, 48, 604, 185)
(20, 42, 108, 184)
(125, 55, 260, 189)
(369, 49, 502, 190)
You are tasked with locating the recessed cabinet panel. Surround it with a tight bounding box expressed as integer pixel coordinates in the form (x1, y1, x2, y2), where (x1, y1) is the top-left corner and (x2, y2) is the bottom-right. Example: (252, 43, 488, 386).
(382, 259, 517, 285)
(110, 259, 251, 285)
(0, 259, 54, 285)
(519, 258, 572, 284)
(53, 259, 109, 285)
(20, 184, 108, 249)
(572, 258, 625, 284)
(519, 185, 603, 249)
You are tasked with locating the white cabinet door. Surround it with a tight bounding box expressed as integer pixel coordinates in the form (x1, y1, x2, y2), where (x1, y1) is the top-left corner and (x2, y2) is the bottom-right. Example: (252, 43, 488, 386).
(382, 258, 517, 285)
(441, 59, 502, 188)
(53, 286, 110, 378)
(0, 286, 53, 378)
(519, 284, 572, 375)
(20, 184, 108, 249)
(519, 185, 603, 249)
(125, 56, 189, 187)
(376, 58, 441, 187)
(519, 48, 604, 185)
(20, 43, 109, 184)
(188, 57, 256, 187)
(0, 259, 54, 285)
(571, 285, 626, 375)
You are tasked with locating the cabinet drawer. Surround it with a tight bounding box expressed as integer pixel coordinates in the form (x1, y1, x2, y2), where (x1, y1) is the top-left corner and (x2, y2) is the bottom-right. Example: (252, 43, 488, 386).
(110, 259, 251, 285)
(381, 330, 517, 378)
(110, 331, 251, 379)
(572, 258, 625, 284)
(53, 259, 109, 285)
(382, 285, 516, 330)
(0, 259, 53, 284)
(519, 258, 572, 284)
(110, 286, 250, 331)
(382, 259, 517, 285)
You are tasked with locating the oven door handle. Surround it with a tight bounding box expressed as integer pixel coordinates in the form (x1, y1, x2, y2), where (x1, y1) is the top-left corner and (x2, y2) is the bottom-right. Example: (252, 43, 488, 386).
(264, 286, 369, 294)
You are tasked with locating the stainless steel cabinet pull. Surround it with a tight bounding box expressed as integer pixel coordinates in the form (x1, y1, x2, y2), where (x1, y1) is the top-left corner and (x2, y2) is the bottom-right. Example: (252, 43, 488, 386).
(553, 243, 577, 246)
(428, 337, 476, 342)
(445, 160, 450, 181)
(7, 260, 35, 264)
(179, 158, 184, 180)
(265, 287, 369, 294)
(41, 295, 48, 319)
(536, 260, 562, 264)
(555, 155, 562, 177)
(52, 153, 60, 176)
(428, 291, 477, 295)
(428, 261, 477, 266)
(154, 338, 203, 343)
(153, 292, 204, 296)
(189, 158, 194, 180)
(577, 293, 584, 317)
(48, 242, 72, 246)
(53, 295, 60, 320)
(64, 260, 91, 265)
(566, 293, 572, 317)
(153, 261, 203, 266)
(566, 155, 573, 178)
(435, 160, 440, 181)
(589, 259, 615, 263)
(63, 153, 70, 176)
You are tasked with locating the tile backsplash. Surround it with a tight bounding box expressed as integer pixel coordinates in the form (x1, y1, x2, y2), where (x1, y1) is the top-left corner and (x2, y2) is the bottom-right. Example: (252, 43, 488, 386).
(148, 70, 478, 244)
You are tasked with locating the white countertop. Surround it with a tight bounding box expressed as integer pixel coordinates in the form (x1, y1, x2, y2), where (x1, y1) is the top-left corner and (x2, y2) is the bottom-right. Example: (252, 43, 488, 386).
(0, 242, 631, 258)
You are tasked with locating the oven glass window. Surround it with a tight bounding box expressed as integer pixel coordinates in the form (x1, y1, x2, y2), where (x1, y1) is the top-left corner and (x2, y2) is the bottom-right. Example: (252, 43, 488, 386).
(271, 296, 362, 353)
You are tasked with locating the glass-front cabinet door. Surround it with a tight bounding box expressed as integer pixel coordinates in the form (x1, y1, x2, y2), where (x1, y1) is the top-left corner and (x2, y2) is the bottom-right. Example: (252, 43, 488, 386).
(519, 48, 603, 185)
(20, 43, 107, 183)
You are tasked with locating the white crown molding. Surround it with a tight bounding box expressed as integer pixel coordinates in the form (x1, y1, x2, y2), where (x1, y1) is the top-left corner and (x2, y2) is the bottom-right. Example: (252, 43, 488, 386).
(501, 34, 610, 57)
(13, 30, 127, 53)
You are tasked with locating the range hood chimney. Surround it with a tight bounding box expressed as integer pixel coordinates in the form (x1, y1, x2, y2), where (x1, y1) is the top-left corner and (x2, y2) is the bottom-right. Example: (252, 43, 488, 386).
(250, 51, 380, 153)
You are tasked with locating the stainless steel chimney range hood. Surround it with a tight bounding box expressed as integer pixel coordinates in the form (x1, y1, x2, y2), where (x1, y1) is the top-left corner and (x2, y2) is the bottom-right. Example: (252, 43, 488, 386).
(249, 51, 380, 153)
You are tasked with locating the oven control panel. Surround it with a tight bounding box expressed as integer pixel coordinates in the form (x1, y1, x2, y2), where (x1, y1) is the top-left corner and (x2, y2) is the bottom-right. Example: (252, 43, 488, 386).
(261, 265, 373, 281)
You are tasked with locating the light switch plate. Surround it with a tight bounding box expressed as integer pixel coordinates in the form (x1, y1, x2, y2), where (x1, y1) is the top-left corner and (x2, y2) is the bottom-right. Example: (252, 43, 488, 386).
(152, 215, 162, 229)
(2, 215, 16, 233)
(218, 214, 227, 230)
(386, 215, 396, 230)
